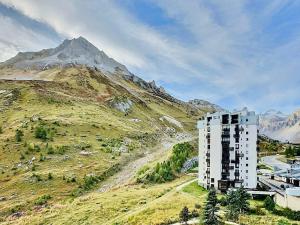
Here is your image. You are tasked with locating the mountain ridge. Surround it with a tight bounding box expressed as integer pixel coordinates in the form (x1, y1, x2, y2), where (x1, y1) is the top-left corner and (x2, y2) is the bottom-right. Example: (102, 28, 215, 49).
(259, 109, 300, 143)
(0, 36, 219, 112)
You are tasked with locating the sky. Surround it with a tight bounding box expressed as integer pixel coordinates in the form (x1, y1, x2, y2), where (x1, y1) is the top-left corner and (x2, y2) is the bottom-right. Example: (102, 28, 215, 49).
(0, 0, 299, 113)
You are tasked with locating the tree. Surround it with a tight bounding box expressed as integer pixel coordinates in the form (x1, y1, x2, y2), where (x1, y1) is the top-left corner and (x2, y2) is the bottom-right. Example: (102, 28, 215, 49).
(204, 188, 219, 225)
(236, 186, 251, 213)
(179, 206, 189, 225)
(226, 186, 250, 222)
(15, 129, 24, 142)
(285, 146, 294, 158)
(264, 196, 275, 211)
(226, 189, 240, 222)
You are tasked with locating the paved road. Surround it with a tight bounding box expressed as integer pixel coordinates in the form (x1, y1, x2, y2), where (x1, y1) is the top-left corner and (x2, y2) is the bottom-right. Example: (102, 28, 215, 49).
(261, 155, 290, 171)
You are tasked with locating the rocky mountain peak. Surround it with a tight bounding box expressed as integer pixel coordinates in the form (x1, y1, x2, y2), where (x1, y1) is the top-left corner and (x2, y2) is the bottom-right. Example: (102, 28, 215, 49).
(188, 99, 224, 112)
(0, 36, 129, 74)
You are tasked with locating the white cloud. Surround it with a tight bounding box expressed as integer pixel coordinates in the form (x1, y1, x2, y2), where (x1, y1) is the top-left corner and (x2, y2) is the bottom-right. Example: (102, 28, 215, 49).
(0, 0, 299, 112)
(0, 15, 57, 62)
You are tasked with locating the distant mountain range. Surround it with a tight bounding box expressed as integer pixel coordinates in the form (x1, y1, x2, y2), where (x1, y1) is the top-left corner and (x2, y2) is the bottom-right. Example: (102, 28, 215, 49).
(259, 109, 300, 143)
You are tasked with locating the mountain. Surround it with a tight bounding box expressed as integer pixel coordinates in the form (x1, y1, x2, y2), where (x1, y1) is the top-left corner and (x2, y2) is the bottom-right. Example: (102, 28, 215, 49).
(188, 99, 224, 112)
(0, 37, 216, 223)
(0, 36, 129, 74)
(259, 109, 300, 143)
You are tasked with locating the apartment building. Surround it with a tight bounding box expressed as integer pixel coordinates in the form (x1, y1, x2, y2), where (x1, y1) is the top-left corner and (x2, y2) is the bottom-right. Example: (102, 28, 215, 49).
(198, 109, 258, 192)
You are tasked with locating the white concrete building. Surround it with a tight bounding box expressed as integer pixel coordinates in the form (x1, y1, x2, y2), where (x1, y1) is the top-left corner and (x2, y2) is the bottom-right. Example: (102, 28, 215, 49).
(198, 109, 258, 192)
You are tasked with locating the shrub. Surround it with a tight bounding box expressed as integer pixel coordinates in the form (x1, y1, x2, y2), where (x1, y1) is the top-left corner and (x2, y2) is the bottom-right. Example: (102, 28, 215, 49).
(264, 196, 275, 211)
(15, 129, 24, 142)
(20, 153, 25, 160)
(56, 145, 68, 155)
(39, 154, 46, 162)
(82, 175, 100, 190)
(47, 145, 55, 154)
(273, 208, 300, 221)
(35, 194, 51, 205)
(179, 206, 189, 224)
(48, 173, 53, 180)
(34, 125, 48, 141)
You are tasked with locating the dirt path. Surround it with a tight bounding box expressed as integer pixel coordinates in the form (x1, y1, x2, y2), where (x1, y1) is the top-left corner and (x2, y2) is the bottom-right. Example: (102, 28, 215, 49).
(98, 134, 194, 192)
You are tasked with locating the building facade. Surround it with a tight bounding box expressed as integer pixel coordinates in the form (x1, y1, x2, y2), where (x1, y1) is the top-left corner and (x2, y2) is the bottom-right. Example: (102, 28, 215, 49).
(198, 109, 258, 192)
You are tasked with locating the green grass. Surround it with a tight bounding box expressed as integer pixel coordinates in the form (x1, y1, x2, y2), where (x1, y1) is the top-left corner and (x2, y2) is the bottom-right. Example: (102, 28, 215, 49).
(182, 181, 207, 197)
(0, 66, 203, 223)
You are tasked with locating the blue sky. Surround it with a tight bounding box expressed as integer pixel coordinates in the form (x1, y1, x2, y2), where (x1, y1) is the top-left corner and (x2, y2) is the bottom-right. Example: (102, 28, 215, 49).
(0, 0, 299, 113)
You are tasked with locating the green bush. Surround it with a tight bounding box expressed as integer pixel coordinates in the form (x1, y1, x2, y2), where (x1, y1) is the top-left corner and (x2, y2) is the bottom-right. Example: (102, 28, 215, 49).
(15, 129, 24, 142)
(264, 196, 275, 211)
(273, 208, 300, 221)
(35, 125, 53, 141)
(35, 194, 51, 205)
(48, 173, 53, 180)
(137, 142, 194, 183)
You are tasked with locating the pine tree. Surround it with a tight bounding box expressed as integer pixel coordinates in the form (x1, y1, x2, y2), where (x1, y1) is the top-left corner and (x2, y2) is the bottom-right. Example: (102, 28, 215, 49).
(236, 186, 251, 213)
(264, 196, 275, 211)
(226, 186, 250, 222)
(204, 188, 219, 225)
(179, 206, 189, 225)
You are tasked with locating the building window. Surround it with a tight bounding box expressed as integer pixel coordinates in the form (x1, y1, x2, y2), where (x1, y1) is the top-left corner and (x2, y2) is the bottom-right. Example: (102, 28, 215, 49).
(246, 144, 248, 147)
(246, 170, 248, 173)
(211, 184, 214, 188)
(246, 176, 248, 179)
(246, 138, 249, 141)
(246, 131, 248, 135)
(246, 118, 248, 122)
(246, 164, 248, 167)
(211, 178, 214, 182)
(246, 157, 248, 160)
(235, 144, 239, 149)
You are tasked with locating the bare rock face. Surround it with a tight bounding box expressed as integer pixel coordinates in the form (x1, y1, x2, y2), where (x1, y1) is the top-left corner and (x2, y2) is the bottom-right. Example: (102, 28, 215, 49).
(109, 96, 133, 113)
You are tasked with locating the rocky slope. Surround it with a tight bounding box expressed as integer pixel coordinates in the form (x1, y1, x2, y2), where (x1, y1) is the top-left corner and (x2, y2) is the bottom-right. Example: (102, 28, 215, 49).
(259, 109, 300, 143)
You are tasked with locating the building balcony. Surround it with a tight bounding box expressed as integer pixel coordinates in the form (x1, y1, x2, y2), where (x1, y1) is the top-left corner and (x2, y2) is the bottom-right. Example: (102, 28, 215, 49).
(222, 172, 230, 177)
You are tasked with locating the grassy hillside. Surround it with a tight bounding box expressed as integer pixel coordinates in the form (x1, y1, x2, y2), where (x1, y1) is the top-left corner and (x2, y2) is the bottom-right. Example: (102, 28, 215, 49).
(0, 66, 203, 223)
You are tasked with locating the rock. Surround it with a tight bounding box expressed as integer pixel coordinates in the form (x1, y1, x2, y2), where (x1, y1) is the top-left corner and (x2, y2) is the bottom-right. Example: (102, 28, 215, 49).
(129, 118, 141, 123)
(63, 155, 70, 160)
(79, 151, 92, 156)
(10, 211, 24, 219)
(110, 97, 133, 113)
(181, 157, 198, 173)
(30, 115, 40, 122)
